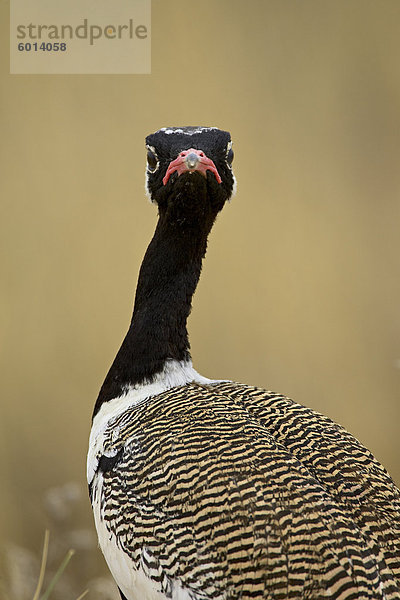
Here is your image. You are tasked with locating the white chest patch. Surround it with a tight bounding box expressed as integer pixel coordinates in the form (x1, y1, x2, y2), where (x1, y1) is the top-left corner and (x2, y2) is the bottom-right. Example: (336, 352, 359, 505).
(87, 359, 218, 485)
(91, 474, 196, 600)
(88, 359, 227, 599)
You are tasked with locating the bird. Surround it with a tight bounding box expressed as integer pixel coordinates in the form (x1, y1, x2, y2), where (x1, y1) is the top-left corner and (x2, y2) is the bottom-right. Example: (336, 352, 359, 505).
(87, 126, 400, 600)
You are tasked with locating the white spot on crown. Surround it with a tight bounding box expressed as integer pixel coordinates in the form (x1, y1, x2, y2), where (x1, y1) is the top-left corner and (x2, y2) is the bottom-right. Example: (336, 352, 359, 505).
(160, 127, 219, 136)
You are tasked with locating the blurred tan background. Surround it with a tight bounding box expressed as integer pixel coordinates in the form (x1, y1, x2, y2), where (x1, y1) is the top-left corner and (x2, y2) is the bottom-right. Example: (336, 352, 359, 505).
(1, 0, 400, 597)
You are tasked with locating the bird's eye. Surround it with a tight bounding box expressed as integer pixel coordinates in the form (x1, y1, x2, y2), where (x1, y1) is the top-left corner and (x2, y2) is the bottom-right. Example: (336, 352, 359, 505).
(226, 143, 234, 166)
(147, 148, 158, 172)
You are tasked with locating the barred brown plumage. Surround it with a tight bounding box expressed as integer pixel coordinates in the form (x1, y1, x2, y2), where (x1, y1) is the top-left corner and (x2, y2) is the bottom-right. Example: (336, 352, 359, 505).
(92, 382, 400, 599)
(88, 127, 400, 600)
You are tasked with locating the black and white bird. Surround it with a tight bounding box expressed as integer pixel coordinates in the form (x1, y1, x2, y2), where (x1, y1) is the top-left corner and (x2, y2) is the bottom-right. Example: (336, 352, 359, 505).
(88, 126, 400, 600)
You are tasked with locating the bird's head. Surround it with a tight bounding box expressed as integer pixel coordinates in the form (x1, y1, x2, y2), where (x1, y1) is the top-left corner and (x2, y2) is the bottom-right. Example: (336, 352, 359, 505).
(145, 127, 235, 224)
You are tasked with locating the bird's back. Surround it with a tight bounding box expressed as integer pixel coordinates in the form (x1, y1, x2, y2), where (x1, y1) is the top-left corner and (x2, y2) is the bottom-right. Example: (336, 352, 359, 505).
(92, 381, 400, 600)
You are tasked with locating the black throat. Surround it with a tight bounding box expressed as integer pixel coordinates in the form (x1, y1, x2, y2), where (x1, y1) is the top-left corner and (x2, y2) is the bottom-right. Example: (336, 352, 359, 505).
(93, 176, 219, 418)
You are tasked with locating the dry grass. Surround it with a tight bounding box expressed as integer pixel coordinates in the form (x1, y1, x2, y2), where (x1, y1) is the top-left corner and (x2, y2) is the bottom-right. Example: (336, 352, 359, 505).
(32, 530, 83, 600)
(0, 483, 119, 600)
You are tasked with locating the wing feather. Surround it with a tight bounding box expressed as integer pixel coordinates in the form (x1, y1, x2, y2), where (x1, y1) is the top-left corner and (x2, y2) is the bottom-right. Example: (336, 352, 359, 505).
(93, 382, 400, 599)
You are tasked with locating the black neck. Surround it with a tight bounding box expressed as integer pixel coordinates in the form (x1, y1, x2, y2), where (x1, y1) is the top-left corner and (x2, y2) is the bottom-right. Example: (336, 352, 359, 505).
(93, 192, 216, 418)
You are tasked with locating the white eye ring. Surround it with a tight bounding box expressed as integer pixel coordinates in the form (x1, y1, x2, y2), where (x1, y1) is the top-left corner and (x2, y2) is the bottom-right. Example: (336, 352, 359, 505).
(226, 141, 234, 167)
(146, 145, 159, 172)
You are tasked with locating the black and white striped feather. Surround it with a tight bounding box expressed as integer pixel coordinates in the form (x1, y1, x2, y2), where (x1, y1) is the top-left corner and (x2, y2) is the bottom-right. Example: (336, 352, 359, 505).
(91, 381, 400, 600)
